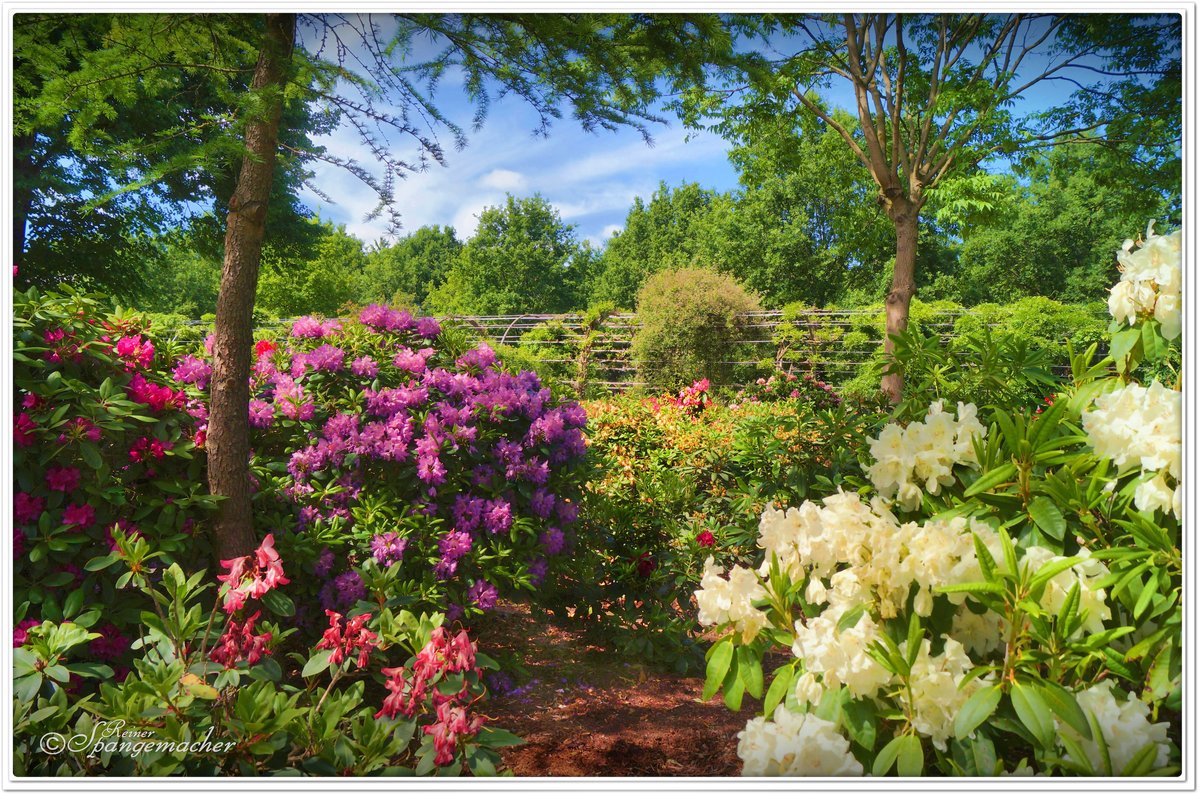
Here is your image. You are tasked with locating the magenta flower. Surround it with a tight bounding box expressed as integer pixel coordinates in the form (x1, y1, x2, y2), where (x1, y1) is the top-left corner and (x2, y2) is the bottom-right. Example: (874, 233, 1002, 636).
(350, 356, 379, 378)
(46, 466, 81, 493)
(13, 492, 44, 524)
(248, 399, 275, 429)
(172, 354, 212, 388)
(466, 579, 498, 611)
(13, 618, 39, 648)
(14, 413, 37, 447)
(61, 503, 96, 530)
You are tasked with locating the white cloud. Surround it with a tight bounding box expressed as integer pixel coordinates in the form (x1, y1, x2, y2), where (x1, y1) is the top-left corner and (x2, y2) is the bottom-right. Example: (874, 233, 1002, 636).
(479, 168, 527, 191)
(602, 224, 623, 238)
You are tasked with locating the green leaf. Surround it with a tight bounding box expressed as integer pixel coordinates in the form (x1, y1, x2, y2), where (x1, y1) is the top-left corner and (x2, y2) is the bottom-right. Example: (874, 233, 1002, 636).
(954, 685, 1001, 740)
(896, 734, 923, 776)
(842, 699, 877, 751)
(763, 664, 795, 717)
(998, 527, 1018, 578)
(1010, 683, 1054, 749)
(722, 670, 746, 711)
(301, 649, 333, 679)
(1027, 496, 1065, 541)
(936, 581, 1005, 596)
(872, 734, 905, 776)
(261, 588, 295, 618)
(1140, 319, 1168, 362)
(84, 553, 121, 572)
(1109, 327, 1141, 373)
(736, 646, 764, 699)
(973, 533, 998, 582)
(1037, 681, 1091, 740)
(836, 603, 865, 633)
(478, 727, 524, 748)
(703, 638, 734, 701)
(964, 463, 1017, 497)
(1121, 741, 1162, 776)
(1028, 556, 1083, 594)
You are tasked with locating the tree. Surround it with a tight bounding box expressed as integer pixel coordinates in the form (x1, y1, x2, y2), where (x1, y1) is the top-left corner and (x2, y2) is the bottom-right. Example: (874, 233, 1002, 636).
(257, 221, 368, 318)
(27, 12, 725, 557)
(428, 195, 584, 315)
(682, 13, 1182, 400)
(361, 225, 462, 309)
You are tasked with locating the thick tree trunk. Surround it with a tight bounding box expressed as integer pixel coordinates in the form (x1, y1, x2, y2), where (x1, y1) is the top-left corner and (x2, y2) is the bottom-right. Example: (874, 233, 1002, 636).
(881, 197, 919, 403)
(207, 13, 295, 561)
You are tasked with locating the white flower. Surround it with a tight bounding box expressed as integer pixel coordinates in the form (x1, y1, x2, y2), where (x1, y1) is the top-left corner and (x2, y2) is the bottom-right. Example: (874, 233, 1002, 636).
(738, 707, 863, 776)
(791, 611, 891, 699)
(1110, 223, 1183, 340)
(1083, 380, 1180, 516)
(899, 637, 987, 751)
(1056, 680, 1172, 773)
(951, 604, 1007, 657)
(695, 556, 768, 643)
(867, 401, 986, 511)
(1021, 545, 1111, 635)
(793, 671, 824, 708)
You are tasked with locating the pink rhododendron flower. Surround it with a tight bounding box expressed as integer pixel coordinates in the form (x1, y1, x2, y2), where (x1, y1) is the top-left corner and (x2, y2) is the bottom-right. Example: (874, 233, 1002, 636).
(14, 413, 37, 447)
(61, 503, 96, 530)
(209, 611, 272, 669)
(315, 610, 377, 669)
(696, 530, 716, 548)
(13, 618, 39, 647)
(114, 335, 155, 370)
(217, 534, 290, 613)
(56, 417, 101, 444)
(15, 492, 45, 524)
(45, 466, 81, 493)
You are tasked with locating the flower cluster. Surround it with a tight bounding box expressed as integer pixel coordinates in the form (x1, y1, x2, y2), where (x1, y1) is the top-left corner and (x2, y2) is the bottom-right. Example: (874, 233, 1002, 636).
(209, 611, 273, 670)
(729, 371, 840, 411)
(867, 401, 986, 511)
(1082, 380, 1181, 518)
(315, 610, 378, 669)
(1107, 222, 1182, 340)
(695, 557, 768, 643)
(1058, 680, 1173, 773)
(737, 707, 863, 776)
(216, 534, 290, 613)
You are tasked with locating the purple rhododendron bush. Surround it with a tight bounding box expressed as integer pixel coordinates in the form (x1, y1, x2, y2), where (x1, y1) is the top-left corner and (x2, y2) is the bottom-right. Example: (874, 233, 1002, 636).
(13, 288, 571, 775)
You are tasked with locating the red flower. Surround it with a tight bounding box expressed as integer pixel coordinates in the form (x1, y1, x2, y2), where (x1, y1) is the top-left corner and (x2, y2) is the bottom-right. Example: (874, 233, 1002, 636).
(14, 413, 36, 447)
(696, 530, 716, 548)
(45, 466, 81, 493)
(315, 609, 378, 669)
(217, 533, 290, 613)
(210, 611, 273, 669)
(635, 552, 656, 578)
(255, 339, 277, 359)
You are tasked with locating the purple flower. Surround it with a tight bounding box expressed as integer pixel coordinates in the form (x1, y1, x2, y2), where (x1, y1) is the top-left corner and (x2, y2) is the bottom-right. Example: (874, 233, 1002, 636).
(539, 527, 565, 556)
(291, 316, 341, 338)
(467, 579, 498, 611)
(438, 530, 473, 561)
(530, 488, 556, 519)
(314, 548, 335, 578)
(457, 344, 497, 371)
(484, 499, 513, 535)
(393, 347, 433, 375)
(415, 316, 441, 339)
(359, 304, 415, 333)
(248, 399, 275, 428)
(304, 344, 345, 372)
(369, 532, 408, 566)
(556, 500, 579, 525)
(452, 494, 485, 533)
(172, 355, 212, 389)
(350, 356, 378, 378)
(528, 557, 548, 587)
(333, 570, 366, 606)
(444, 603, 464, 623)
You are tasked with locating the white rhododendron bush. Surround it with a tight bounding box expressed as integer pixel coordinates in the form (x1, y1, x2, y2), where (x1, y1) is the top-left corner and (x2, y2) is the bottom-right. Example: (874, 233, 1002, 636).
(699, 224, 1182, 777)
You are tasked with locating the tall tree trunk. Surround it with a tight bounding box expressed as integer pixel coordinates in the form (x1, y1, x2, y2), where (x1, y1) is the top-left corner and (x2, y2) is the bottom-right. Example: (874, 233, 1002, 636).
(207, 13, 295, 561)
(14, 133, 37, 267)
(881, 196, 918, 403)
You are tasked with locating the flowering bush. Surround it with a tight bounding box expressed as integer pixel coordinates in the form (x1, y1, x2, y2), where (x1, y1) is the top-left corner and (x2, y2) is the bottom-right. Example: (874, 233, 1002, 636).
(729, 371, 840, 411)
(14, 533, 518, 775)
(13, 286, 218, 688)
(169, 304, 589, 624)
(699, 223, 1182, 777)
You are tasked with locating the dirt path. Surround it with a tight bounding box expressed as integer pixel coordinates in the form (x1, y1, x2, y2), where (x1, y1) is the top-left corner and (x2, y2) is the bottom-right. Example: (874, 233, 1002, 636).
(472, 600, 756, 777)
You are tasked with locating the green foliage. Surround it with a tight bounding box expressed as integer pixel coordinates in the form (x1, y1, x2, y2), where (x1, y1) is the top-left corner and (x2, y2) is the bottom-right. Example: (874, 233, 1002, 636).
(256, 221, 367, 318)
(428, 195, 587, 315)
(361, 225, 462, 310)
(631, 267, 762, 391)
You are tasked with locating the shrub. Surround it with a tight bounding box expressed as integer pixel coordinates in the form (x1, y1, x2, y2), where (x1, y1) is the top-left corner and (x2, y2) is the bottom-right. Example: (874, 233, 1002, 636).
(631, 267, 761, 391)
(698, 223, 1182, 777)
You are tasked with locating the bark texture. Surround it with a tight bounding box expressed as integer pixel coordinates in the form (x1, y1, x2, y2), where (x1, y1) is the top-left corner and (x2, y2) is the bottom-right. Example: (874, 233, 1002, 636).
(207, 13, 295, 560)
(881, 196, 919, 404)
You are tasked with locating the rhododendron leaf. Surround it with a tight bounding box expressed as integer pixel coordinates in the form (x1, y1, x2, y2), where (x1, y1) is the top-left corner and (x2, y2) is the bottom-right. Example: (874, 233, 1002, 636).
(736, 646, 764, 699)
(1037, 681, 1090, 740)
(872, 734, 905, 776)
(1088, 711, 1113, 775)
(1132, 577, 1158, 620)
(722, 669, 745, 711)
(1056, 582, 1082, 637)
(302, 649, 333, 678)
(703, 637, 733, 701)
(1010, 683, 1053, 749)
(762, 664, 795, 717)
(954, 685, 1001, 741)
(479, 727, 523, 748)
(261, 589, 295, 617)
(905, 613, 922, 669)
(1026, 497, 1065, 541)
(1027, 556, 1083, 599)
(843, 699, 877, 751)
(14, 674, 40, 703)
(79, 442, 103, 470)
(1140, 319, 1168, 362)
(963, 463, 1016, 498)
(896, 734, 923, 776)
(936, 581, 1005, 596)
(836, 604, 866, 633)
(997, 528, 1018, 579)
(992, 411, 1019, 453)
(1120, 741, 1161, 777)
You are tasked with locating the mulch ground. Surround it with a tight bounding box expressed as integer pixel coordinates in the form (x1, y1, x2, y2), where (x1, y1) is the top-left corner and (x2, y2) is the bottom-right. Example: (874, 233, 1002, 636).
(471, 600, 757, 777)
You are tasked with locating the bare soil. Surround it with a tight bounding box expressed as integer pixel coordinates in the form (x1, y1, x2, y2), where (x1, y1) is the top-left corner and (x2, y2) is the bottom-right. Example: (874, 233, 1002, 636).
(472, 600, 756, 777)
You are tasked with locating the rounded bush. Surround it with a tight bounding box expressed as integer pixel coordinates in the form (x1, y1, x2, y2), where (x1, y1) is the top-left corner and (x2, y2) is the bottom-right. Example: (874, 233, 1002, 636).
(631, 267, 761, 391)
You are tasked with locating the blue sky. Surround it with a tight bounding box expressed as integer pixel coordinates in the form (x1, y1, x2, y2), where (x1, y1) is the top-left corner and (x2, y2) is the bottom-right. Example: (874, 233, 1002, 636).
(294, 14, 1169, 249)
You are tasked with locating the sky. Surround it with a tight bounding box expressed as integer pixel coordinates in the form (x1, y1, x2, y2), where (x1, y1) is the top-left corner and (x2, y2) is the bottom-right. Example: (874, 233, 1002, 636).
(292, 14, 1173, 250)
